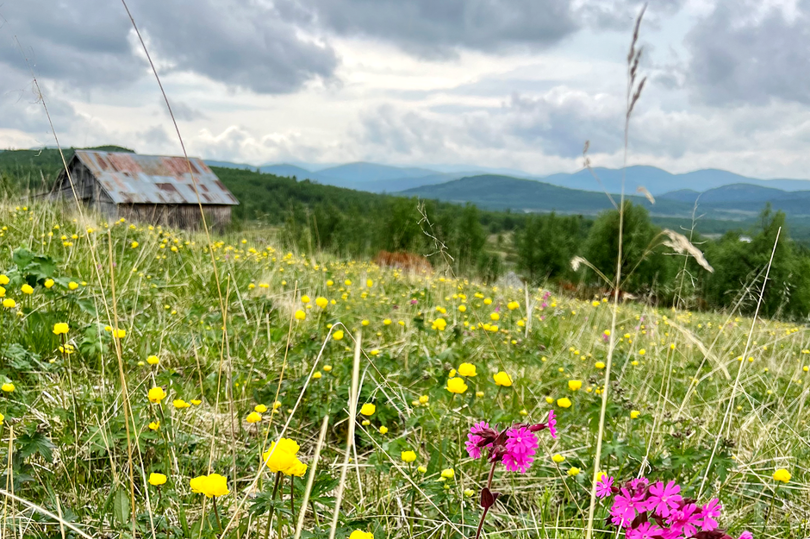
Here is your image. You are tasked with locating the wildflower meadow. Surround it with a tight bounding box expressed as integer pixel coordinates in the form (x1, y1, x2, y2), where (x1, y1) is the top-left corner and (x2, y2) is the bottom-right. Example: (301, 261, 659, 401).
(0, 198, 804, 539)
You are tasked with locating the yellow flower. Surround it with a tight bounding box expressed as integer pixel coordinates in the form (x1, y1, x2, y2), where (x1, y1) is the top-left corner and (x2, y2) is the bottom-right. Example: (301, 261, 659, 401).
(630, 410, 640, 419)
(417, 466, 427, 473)
(313, 371, 322, 379)
(2, 299, 16, 309)
(773, 469, 791, 483)
(383, 318, 392, 325)
(0, 382, 15, 393)
(349, 531, 374, 539)
(52, 322, 69, 335)
(0, 412, 4, 425)
(191, 399, 202, 405)
(595, 361, 606, 369)
(173, 399, 191, 409)
(552, 454, 565, 463)
(148, 421, 160, 431)
(490, 312, 499, 321)
(148, 387, 167, 404)
(203, 474, 230, 497)
(316, 297, 328, 308)
(131, 241, 139, 249)
(0, 287, 4, 297)
(344, 279, 352, 286)
(0, 275, 8, 285)
(431, 318, 447, 331)
(114, 329, 126, 338)
(458, 363, 477, 377)
(379, 426, 388, 434)
(418, 395, 429, 404)
(557, 397, 572, 408)
(68, 281, 79, 290)
(146, 355, 159, 365)
(567, 467, 580, 477)
(263, 439, 300, 473)
(323, 365, 332, 372)
(464, 489, 475, 497)
(301, 295, 311, 304)
(294, 309, 306, 321)
(360, 403, 376, 416)
(21, 284, 33, 295)
(446, 377, 468, 394)
(448, 369, 456, 378)
(286, 458, 308, 477)
(568, 380, 582, 391)
(476, 391, 484, 397)
(190, 475, 208, 494)
(401, 450, 417, 463)
(255, 404, 268, 413)
(246, 412, 262, 423)
(638, 349, 646, 356)
(441, 468, 455, 479)
(149, 473, 167, 486)
(333, 330, 344, 340)
(361, 319, 369, 326)
(493, 371, 512, 387)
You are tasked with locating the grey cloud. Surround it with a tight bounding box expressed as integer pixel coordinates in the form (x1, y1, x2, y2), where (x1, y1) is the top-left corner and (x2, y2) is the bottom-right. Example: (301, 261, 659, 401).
(279, 0, 580, 59)
(577, 0, 686, 31)
(686, 0, 810, 105)
(0, 0, 338, 94)
(163, 100, 208, 122)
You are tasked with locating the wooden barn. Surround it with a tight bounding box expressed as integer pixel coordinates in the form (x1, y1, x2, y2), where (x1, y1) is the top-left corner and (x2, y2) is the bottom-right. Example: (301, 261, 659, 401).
(49, 150, 239, 229)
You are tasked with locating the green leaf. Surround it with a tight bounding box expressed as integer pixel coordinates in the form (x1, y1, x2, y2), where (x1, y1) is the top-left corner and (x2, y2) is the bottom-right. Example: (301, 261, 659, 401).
(17, 431, 55, 462)
(114, 488, 130, 526)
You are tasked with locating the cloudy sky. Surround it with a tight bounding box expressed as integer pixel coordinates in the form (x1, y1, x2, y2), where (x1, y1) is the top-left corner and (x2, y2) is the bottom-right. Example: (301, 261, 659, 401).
(1, 0, 809, 178)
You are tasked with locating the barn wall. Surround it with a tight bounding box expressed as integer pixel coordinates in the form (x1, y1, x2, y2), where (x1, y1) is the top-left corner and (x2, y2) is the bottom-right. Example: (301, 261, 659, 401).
(118, 204, 231, 230)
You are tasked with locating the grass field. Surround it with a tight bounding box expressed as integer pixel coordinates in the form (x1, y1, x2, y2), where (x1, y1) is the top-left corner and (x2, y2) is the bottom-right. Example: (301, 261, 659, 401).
(0, 200, 805, 539)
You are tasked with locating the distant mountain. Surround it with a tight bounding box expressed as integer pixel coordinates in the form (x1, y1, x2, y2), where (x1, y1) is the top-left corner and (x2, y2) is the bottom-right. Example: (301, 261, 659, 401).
(536, 166, 810, 195)
(405, 176, 810, 220)
(401, 174, 695, 216)
(259, 164, 313, 178)
(205, 160, 255, 170)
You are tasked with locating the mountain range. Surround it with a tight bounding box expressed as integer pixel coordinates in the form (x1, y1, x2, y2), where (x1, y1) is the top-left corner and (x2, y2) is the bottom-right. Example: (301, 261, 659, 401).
(207, 159, 810, 195)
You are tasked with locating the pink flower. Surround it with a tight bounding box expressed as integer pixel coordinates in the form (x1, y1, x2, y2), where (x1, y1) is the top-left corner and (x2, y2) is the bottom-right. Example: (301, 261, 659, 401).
(502, 451, 534, 473)
(668, 503, 702, 538)
(739, 531, 753, 539)
(611, 487, 647, 527)
(502, 426, 537, 473)
(700, 498, 721, 531)
(596, 475, 614, 498)
(547, 410, 557, 439)
(629, 477, 649, 490)
(465, 421, 492, 460)
(626, 522, 663, 539)
(646, 480, 682, 518)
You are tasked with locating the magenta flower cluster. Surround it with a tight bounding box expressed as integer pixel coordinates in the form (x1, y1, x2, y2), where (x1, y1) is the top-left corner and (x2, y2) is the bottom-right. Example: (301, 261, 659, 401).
(597, 475, 751, 539)
(465, 411, 556, 473)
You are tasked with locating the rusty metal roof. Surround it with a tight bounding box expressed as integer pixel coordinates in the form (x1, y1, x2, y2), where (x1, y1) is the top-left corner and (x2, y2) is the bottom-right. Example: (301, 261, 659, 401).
(73, 150, 239, 206)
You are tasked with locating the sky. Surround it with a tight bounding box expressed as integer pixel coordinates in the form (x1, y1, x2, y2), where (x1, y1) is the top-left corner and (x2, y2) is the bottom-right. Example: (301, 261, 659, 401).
(1, 0, 810, 178)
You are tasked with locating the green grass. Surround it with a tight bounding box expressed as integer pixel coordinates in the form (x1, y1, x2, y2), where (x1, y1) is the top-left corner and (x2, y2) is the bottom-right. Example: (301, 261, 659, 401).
(0, 200, 804, 539)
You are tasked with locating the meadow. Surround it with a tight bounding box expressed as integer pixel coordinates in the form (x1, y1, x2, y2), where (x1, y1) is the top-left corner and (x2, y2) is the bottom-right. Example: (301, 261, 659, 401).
(0, 199, 805, 539)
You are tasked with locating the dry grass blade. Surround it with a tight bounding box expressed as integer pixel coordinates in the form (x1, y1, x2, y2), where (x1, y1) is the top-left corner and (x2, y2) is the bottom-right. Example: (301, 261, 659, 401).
(662, 228, 714, 273)
(294, 415, 330, 539)
(329, 330, 363, 539)
(636, 186, 655, 204)
(0, 490, 94, 539)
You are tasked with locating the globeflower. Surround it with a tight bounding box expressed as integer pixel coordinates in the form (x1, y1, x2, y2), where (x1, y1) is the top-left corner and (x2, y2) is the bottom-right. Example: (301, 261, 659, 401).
(349, 531, 373, 539)
(493, 371, 512, 387)
(773, 468, 791, 483)
(190, 473, 230, 498)
(149, 473, 167, 486)
(173, 399, 191, 409)
(315, 296, 328, 308)
(1, 383, 14, 393)
(246, 411, 262, 423)
(52, 323, 69, 335)
(294, 310, 306, 321)
(360, 403, 376, 416)
(148, 387, 167, 404)
(332, 330, 344, 340)
(557, 397, 572, 408)
(401, 450, 417, 463)
(21, 284, 33, 295)
(568, 380, 582, 391)
(146, 355, 159, 365)
(458, 363, 477, 377)
(3, 299, 16, 309)
(446, 377, 468, 394)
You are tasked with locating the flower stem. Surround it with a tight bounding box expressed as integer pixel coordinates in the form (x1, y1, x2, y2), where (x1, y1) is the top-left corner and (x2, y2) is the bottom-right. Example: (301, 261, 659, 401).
(474, 461, 499, 539)
(263, 472, 283, 539)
